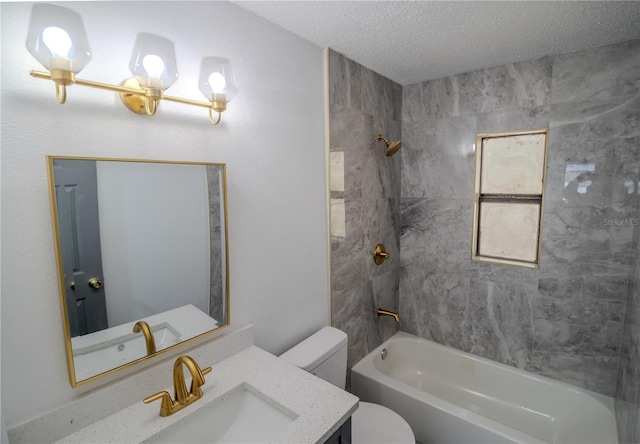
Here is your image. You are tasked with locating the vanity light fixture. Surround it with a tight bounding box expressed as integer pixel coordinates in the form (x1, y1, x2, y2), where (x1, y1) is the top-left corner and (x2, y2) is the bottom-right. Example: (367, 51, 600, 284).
(26, 3, 237, 125)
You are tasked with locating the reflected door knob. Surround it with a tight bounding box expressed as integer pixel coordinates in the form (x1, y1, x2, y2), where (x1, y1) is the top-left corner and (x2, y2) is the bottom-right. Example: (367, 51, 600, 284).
(88, 278, 103, 289)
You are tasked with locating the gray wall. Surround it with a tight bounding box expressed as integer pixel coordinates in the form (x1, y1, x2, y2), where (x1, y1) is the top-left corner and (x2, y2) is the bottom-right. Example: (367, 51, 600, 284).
(400, 39, 640, 396)
(329, 49, 402, 379)
(616, 200, 640, 442)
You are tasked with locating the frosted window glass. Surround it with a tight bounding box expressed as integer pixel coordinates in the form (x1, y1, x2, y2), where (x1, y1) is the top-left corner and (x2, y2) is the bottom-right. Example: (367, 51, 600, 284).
(481, 133, 546, 194)
(479, 202, 540, 263)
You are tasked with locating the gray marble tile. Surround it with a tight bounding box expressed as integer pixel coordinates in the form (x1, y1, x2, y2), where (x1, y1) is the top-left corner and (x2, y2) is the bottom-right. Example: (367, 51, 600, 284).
(347, 56, 363, 112)
(402, 82, 425, 123)
(615, 398, 640, 444)
(539, 200, 635, 277)
(616, 305, 640, 442)
(330, 105, 372, 153)
(373, 120, 402, 200)
(380, 75, 401, 126)
(329, 39, 640, 401)
(329, 49, 349, 112)
(398, 265, 428, 339)
(332, 284, 368, 371)
(533, 296, 624, 358)
(419, 77, 458, 119)
(630, 259, 640, 308)
(476, 106, 550, 134)
(372, 267, 400, 342)
(454, 56, 551, 116)
(361, 280, 383, 352)
(469, 261, 539, 288)
(361, 65, 384, 118)
(401, 115, 476, 199)
(329, 50, 363, 112)
(391, 80, 403, 123)
(551, 39, 640, 107)
(400, 198, 473, 271)
(364, 198, 400, 279)
(527, 351, 619, 396)
(585, 274, 630, 302)
(332, 197, 364, 252)
(468, 279, 535, 369)
(331, 244, 366, 296)
(330, 50, 401, 381)
(545, 97, 640, 210)
(538, 274, 629, 303)
(399, 265, 471, 349)
(397, 39, 639, 401)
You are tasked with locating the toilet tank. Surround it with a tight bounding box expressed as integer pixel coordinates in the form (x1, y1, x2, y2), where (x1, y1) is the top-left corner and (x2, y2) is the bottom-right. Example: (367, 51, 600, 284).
(279, 326, 348, 390)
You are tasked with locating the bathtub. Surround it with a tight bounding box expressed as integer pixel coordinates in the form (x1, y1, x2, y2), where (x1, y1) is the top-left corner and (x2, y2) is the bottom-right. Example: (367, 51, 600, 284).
(351, 332, 618, 444)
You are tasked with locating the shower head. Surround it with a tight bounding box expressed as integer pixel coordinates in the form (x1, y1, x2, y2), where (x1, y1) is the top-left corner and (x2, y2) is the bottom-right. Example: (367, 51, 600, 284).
(376, 134, 402, 157)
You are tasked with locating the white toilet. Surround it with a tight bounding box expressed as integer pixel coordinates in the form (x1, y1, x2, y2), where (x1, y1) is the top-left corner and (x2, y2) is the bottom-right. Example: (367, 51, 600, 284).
(280, 326, 415, 444)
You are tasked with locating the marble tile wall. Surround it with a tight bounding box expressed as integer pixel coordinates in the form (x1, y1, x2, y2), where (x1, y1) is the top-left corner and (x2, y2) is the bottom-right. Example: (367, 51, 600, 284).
(615, 202, 640, 442)
(207, 166, 225, 323)
(400, 39, 640, 396)
(329, 49, 402, 382)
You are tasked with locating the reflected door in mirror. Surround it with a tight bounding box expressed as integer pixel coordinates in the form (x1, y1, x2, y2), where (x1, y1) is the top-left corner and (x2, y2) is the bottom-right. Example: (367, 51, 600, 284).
(54, 160, 108, 336)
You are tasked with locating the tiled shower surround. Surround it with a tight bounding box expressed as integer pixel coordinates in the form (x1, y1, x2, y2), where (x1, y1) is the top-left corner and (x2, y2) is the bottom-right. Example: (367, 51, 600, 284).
(329, 49, 402, 375)
(400, 38, 640, 398)
(330, 39, 640, 441)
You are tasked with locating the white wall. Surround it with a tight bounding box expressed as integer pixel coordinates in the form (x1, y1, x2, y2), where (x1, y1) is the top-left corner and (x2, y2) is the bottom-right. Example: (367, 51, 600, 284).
(97, 161, 210, 326)
(0, 1, 329, 428)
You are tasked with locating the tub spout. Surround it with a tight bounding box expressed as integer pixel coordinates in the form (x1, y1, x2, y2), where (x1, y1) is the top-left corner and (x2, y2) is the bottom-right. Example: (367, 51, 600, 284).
(377, 308, 400, 322)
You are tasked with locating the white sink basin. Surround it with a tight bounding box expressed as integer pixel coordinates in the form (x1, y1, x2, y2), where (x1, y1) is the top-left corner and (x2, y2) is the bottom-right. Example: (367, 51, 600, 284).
(149, 384, 298, 443)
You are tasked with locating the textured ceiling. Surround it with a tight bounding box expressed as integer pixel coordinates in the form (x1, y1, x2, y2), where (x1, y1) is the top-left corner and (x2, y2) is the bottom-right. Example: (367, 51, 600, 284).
(234, 1, 640, 85)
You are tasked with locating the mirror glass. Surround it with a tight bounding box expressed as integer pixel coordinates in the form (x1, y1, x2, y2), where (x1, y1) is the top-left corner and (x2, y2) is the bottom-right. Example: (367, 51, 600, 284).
(47, 156, 229, 386)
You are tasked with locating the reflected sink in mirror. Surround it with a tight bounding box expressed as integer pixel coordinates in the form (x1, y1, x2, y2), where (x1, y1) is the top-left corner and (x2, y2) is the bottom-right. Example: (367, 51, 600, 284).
(73, 323, 181, 381)
(149, 384, 298, 444)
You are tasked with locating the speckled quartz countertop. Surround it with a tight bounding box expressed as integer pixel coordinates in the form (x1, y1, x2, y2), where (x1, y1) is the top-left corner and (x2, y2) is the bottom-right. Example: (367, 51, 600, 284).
(55, 346, 359, 444)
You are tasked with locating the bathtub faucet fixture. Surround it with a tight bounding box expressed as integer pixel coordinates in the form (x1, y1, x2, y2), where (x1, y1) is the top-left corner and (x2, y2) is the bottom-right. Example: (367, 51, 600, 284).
(377, 308, 400, 322)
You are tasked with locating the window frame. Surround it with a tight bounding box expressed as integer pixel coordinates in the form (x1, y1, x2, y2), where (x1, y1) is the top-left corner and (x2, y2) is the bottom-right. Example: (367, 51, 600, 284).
(471, 128, 549, 268)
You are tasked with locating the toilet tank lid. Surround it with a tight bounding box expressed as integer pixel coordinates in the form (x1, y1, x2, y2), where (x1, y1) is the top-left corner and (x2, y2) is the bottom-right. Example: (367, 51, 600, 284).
(279, 326, 347, 371)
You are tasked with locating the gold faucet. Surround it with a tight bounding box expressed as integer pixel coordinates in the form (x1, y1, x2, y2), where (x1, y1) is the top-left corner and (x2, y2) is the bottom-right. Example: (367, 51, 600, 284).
(133, 320, 157, 355)
(377, 308, 400, 322)
(144, 355, 212, 417)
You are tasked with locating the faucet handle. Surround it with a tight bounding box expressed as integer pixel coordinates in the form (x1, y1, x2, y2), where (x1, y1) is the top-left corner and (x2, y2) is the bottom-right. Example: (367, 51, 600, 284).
(143, 391, 174, 417)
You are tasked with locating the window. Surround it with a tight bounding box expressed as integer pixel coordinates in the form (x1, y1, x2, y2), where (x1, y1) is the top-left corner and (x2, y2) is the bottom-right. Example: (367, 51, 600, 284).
(471, 129, 548, 268)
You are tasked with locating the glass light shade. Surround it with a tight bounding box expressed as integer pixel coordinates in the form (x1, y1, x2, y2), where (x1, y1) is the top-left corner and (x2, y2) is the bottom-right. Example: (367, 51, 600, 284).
(25, 3, 92, 73)
(129, 33, 178, 90)
(199, 57, 237, 102)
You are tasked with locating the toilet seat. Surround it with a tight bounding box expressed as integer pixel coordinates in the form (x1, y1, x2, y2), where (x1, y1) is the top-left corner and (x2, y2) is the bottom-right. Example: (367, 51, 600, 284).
(351, 401, 415, 444)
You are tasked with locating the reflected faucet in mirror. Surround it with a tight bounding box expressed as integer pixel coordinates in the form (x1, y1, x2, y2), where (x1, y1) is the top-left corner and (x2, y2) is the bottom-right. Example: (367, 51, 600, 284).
(144, 355, 212, 417)
(133, 320, 157, 355)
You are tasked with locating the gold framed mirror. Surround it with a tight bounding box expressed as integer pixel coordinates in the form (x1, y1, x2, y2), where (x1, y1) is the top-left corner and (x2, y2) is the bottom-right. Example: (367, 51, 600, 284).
(46, 156, 230, 386)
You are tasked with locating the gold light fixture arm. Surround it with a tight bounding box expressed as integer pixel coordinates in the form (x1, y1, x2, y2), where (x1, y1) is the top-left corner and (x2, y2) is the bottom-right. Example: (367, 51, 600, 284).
(209, 109, 222, 125)
(30, 70, 224, 125)
(55, 84, 67, 104)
